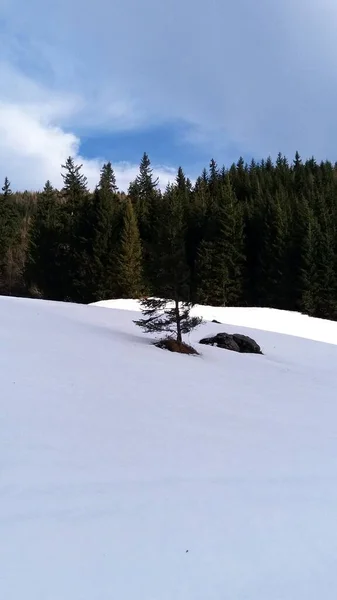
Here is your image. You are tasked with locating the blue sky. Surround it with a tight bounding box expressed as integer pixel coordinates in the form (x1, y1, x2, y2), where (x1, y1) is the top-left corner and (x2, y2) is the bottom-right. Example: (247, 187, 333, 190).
(1, 0, 337, 190)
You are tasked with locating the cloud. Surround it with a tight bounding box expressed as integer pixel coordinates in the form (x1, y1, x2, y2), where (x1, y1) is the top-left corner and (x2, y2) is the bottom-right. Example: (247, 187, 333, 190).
(2, 0, 337, 188)
(0, 66, 176, 191)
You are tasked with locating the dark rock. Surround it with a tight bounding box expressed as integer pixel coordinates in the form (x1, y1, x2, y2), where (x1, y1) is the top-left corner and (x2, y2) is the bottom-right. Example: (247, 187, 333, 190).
(199, 333, 241, 353)
(232, 333, 262, 354)
(212, 319, 221, 324)
(199, 332, 263, 354)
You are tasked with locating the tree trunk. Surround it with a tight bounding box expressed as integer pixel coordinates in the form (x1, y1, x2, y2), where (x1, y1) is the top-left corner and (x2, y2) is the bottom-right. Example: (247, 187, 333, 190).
(174, 296, 182, 343)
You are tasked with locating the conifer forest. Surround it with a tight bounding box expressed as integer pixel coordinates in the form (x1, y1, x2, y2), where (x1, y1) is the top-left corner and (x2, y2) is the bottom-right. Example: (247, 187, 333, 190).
(1, 151, 337, 320)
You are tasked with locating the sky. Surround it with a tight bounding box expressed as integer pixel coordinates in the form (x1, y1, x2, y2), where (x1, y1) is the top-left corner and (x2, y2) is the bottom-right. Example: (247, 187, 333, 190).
(1, 0, 337, 191)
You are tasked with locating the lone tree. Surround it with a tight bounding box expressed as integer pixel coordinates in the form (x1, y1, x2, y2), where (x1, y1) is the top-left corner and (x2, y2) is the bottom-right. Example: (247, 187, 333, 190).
(134, 297, 202, 344)
(134, 180, 202, 345)
(2, 177, 12, 198)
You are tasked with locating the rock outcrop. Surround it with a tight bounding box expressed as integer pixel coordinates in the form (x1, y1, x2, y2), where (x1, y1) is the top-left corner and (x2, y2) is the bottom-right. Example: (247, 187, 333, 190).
(199, 332, 262, 354)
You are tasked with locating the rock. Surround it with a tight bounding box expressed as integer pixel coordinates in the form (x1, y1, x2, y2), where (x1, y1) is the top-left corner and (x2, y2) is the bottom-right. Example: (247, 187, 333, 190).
(199, 333, 241, 353)
(232, 333, 262, 354)
(212, 319, 221, 324)
(199, 332, 262, 354)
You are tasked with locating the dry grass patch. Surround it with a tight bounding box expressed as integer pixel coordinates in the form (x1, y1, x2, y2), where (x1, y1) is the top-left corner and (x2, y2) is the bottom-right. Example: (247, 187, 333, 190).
(155, 338, 199, 355)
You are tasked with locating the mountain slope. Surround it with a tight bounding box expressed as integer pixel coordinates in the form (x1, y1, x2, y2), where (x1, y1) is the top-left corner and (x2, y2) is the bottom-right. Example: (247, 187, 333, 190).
(1, 296, 337, 600)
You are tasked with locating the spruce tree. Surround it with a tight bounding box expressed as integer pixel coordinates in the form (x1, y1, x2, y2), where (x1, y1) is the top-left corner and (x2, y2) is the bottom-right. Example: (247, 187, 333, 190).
(299, 212, 319, 316)
(0, 176, 22, 294)
(128, 152, 159, 221)
(25, 180, 63, 299)
(61, 157, 88, 205)
(116, 200, 143, 298)
(255, 191, 288, 308)
(135, 183, 202, 343)
(84, 163, 120, 301)
(134, 296, 202, 344)
(128, 152, 160, 289)
(99, 161, 118, 195)
(60, 157, 89, 301)
(2, 177, 12, 198)
(196, 175, 244, 306)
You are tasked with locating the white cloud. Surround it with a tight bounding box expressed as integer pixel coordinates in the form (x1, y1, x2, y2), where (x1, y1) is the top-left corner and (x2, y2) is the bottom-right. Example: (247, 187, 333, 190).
(2, 0, 337, 184)
(0, 66, 176, 191)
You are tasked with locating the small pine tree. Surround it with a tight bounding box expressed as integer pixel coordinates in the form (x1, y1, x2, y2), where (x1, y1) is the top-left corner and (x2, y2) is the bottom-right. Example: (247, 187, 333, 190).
(135, 297, 202, 344)
(61, 157, 88, 206)
(2, 177, 12, 198)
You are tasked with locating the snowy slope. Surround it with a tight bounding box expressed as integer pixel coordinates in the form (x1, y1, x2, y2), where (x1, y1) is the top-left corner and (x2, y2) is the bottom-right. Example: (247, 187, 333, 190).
(2, 296, 337, 600)
(94, 297, 337, 345)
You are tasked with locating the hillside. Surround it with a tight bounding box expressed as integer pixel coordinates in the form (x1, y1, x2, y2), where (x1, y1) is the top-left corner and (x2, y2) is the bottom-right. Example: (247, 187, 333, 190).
(2, 296, 337, 600)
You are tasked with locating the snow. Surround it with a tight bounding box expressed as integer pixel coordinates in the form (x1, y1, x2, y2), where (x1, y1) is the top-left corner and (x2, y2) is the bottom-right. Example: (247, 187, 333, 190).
(2, 295, 337, 600)
(94, 297, 337, 345)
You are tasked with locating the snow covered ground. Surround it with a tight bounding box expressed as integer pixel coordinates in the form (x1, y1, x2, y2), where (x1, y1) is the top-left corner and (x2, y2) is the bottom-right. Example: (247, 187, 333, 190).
(2, 295, 337, 600)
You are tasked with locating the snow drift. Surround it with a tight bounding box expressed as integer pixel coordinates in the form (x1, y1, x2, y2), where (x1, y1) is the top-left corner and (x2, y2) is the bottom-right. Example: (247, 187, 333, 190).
(1, 295, 337, 600)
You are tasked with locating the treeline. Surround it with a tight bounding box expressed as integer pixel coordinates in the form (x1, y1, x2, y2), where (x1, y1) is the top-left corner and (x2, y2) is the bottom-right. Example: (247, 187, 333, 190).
(1, 151, 337, 320)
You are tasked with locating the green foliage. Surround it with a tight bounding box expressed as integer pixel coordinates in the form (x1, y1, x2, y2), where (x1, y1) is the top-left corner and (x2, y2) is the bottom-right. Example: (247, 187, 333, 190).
(61, 157, 88, 203)
(134, 297, 202, 343)
(25, 180, 65, 300)
(2, 177, 12, 198)
(196, 175, 244, 306)
(116, 200, 143, 298)
(128, 153, 160, 289)
(82, 163, 120, 302)
(1, 150, 337, 322)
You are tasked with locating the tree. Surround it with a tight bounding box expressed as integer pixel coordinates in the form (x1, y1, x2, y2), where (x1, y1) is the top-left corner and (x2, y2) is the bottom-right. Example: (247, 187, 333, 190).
(59, 157, 90, 301)
(128, 152, 160, 290)
(25, 180, 64, 299)
(61, 156, 88, 202)
(0, 176, 22, 293)
(83, 163, 120, 301)
(116, 200, 143, 298)
(254, 191, 288, 308)
(98, 161, 118, 195)
(128, 152, 159, 225)
(196, 175, 244, 306)
(134, 297, 202, 344)
(2, 177, 12, 198)
(135, 183, 202, 343)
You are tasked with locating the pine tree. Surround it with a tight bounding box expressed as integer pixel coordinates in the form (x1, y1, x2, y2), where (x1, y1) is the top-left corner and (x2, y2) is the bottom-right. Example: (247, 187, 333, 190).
(128, 152, 160, 290)
(0, 176, 22, 293)
(25, 180, 65, 299)
(134, 297, 202, 344)
(255, 191, 288, 308)
(99, 161, 118, 195)
(60, 157, 89, 301)
(61, 157, 88, 207)
(135, 183, 202, 343)
(116, 200, 143, 298)
(128, 152, 159, 222)
(196, 175, 244, 306)
(84, 163, 120, 301)
(2, 177, 12, 198)
(299, 212, 319, 316)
